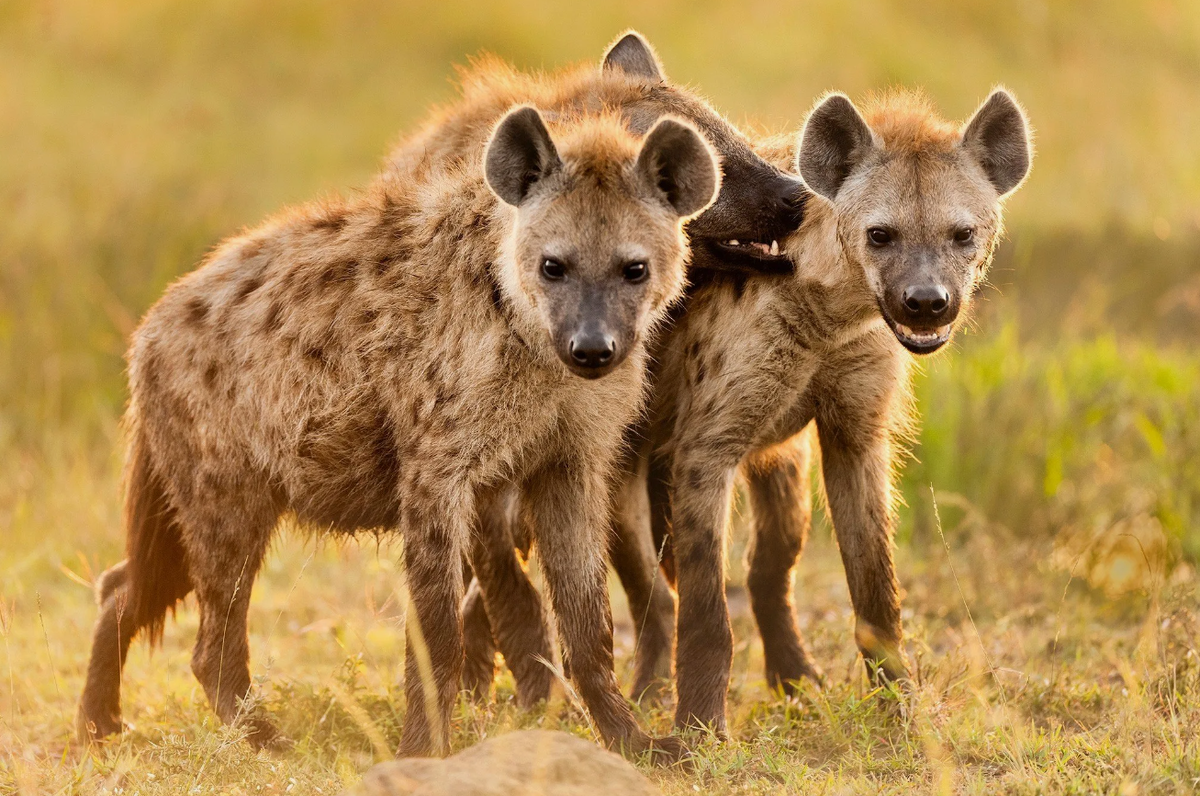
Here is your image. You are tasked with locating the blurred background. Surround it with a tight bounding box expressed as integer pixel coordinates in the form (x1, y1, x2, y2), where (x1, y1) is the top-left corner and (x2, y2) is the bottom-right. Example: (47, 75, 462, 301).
(1, 4, 1198, 791)
(1, 0, 1198, 612)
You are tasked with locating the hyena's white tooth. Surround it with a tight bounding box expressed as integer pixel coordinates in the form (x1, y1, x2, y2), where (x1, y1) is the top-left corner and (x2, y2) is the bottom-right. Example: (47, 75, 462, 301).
(728, 239, 739, 246)
(769, 240, 779, 255)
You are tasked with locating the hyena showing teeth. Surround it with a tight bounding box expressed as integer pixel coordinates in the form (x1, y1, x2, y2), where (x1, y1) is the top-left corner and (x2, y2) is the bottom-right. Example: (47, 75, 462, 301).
(75, 91, 720, 759)
(640, 88, 1032, 732)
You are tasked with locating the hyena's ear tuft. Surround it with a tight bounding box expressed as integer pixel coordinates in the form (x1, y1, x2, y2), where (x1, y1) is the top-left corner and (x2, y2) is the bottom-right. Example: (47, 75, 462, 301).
(484, 106, 563, 207)
(960, 88, 1033, 196)
(602, 31, 665, 83)
(795, 92, 875, 202)
(636, 117, 720, 218)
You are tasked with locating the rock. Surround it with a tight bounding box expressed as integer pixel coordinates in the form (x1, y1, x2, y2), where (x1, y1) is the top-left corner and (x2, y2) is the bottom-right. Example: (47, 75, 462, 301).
(346, 730, 661, 796)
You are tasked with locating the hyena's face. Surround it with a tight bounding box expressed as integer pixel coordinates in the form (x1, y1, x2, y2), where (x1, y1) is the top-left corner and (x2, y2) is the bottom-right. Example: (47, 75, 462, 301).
(602, 33, 807, 277)
(798, 90, 1032, 354)
(486, 107, 719, 378)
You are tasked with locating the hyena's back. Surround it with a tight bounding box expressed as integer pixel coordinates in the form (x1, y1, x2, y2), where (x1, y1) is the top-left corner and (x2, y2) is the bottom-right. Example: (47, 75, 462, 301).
(128, 177, 542, 541)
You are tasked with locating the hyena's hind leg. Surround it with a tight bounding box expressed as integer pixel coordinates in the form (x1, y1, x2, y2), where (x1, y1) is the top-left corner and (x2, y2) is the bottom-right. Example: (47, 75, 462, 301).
(745, 433, 824, 695)
(182, 489, 280, 748)
(77, 561, 140, 740)
(78, 440, 194, 743)
(461, 576, 499, 701)
(608, 461, 675, 702)
(463, 487, 554, 707)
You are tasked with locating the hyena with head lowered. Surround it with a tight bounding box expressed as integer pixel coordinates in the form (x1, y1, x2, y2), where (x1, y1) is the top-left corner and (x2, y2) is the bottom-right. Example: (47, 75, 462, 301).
(75, 98, 720, 759)
(468, 89, 1033, 732)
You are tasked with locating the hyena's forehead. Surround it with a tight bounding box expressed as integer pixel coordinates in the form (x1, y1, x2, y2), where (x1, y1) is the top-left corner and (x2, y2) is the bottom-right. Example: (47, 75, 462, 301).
(523, 183, 676, 259)
(852, 152, 1000, 231)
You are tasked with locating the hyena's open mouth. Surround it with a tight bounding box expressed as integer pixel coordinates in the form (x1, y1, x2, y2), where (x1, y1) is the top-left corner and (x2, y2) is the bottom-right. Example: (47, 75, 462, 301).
(877, 303, 954, 354)
(698, 237, 793, 274)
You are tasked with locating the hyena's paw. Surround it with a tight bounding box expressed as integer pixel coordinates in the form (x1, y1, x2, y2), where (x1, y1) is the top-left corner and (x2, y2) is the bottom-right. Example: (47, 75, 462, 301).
(766, 646, 826, 697)
(241, 713, 290, 752)
(645, 734, 692, 767)
(76, 705, 126, 744)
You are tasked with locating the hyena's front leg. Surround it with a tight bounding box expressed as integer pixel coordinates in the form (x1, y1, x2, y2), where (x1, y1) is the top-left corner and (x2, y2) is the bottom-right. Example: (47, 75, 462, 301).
(524, 460, 685, 763)
(816, 417, 908, 684)
(667, 445, 740, 734)
(744, 435, 824, 694)
(397, 504, 467, 758)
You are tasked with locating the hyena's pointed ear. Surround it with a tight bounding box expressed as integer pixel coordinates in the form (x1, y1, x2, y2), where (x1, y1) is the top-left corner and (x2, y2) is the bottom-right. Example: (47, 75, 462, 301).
(484, 106, 563, 207)
(636, 117, 720, 218)
(601, 31, 665, 83)
(960, 89, 1032, 197)
(795, 92, 875, 201)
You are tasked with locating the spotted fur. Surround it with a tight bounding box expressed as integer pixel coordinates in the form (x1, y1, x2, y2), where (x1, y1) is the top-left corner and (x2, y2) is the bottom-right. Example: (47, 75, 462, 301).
(75, 84, 720, 760)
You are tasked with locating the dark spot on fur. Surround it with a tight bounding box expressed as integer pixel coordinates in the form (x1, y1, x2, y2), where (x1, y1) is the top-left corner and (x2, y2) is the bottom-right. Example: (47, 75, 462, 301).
(694, 362, 706, 385)
(203, 363, 220, 390)
(263, 302, 283, 333)
(297, 416, 322, 459)
(730, 274, 748, 300)
(234, 275, 263, 304)
(711, 351, 725, 374)
(305, 346, 327, 366)
(359, 307, 380, 327)
(241, 239, 264, 259)
(319, 259, 358, 287)
(186, 298, 209, 324)
(312, 212, 347, 232)
(368, 409, 401, 488)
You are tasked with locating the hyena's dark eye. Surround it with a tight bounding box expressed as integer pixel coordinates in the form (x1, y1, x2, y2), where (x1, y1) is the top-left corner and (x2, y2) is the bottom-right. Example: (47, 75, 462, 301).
(867, 227, 893, 246)
(953, 227, 975, 245)
(622, 262, 648, 283)
(541, 258, 566, 280)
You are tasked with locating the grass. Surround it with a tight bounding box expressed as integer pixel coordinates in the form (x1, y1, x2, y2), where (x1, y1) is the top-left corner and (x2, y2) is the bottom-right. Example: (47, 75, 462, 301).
(2, 0, 1199, 793)
(1, 382, 1198, 794)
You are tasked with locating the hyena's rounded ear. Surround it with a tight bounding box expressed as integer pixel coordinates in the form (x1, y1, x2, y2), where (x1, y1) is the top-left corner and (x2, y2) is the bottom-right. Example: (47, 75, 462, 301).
(484, 105, 563, 207)
(636, 117, 720, 218)
(795, 92, 875, 202)
(960, 88, 1033, 197)
(601, 31, 665, 83)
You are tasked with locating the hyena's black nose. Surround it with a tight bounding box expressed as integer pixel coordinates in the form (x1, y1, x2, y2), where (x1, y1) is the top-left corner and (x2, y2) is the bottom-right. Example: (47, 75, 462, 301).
(569, 331, 616, 368)
(902, 284, 950, 318)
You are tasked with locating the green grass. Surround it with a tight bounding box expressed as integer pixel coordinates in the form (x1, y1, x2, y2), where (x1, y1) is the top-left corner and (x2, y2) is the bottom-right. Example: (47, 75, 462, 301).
(2, 1, 1199, 793)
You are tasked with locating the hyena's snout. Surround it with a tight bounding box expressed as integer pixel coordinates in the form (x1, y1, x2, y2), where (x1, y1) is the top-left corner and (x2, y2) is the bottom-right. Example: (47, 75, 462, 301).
(567, 320, 617, 372)
(882, 275, 960, 355)
(550, 285, 642, 380)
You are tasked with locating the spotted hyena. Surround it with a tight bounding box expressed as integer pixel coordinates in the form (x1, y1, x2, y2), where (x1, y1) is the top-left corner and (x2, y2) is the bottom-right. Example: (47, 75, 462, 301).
(75, 95, 720, 761)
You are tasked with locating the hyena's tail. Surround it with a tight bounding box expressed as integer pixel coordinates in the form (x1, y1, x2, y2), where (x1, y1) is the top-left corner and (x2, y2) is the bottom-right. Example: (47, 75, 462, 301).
(123, 430, 193, 644)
